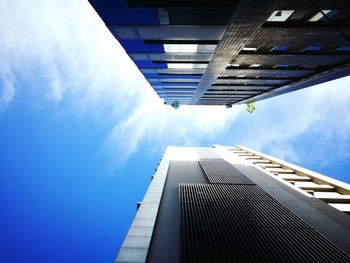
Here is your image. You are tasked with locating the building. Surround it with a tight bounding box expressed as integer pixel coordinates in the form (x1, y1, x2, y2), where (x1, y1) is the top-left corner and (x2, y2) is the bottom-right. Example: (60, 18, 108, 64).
(115, 145, 350, 263)
(89, 0, 350, 107)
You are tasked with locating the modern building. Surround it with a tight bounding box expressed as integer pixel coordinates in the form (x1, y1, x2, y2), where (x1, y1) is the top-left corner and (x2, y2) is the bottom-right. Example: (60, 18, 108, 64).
(89, 0, 350, 107)
(115, 145, 350, 263)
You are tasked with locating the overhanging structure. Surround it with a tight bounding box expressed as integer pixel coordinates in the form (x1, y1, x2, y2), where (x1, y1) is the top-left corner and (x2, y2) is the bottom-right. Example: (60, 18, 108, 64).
(89, 0, 350, 106)
(114, 145, 350, 262)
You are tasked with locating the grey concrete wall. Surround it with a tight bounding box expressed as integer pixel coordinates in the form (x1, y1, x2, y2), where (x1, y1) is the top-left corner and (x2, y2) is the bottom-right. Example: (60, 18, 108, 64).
(146, 161, 208, 263)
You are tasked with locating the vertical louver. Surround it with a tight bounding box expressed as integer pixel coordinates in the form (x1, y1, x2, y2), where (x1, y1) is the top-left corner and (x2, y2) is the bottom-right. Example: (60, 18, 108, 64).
(180, 184, 350, 263)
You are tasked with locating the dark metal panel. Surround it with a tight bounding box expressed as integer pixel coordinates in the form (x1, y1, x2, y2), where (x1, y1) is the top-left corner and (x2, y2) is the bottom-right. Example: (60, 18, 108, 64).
(149, 79, 200, 83)
(198, 158, 255, 185)
(180, 184, 350, 263)
(204, 90, 262, 95)
(241, 64, 350, 104)
(141, 68, 206, 74)
(234, 54, 350, 67)
(168, 8, 235, 25)
(231, 161, 350, 255)
(208, 86, 273, 91)
(110, 25, 227, 40)
(146, 161, 208, 263)
(221, 68, 316, 77)
(201, 95, 250, 99)
(126, 0, 239, 8)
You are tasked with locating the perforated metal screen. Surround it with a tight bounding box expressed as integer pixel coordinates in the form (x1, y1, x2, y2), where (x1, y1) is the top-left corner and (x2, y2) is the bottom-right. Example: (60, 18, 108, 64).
(199, 158, 255, 185)
(180, 184, 350, 263)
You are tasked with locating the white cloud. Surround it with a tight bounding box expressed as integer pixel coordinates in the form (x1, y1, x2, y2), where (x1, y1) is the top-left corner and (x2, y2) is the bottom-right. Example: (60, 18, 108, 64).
(234, 77, 350, 166)
(266, 144, 301, 163)
(0, 0, 141, 114)
(103, 102, 241, 163)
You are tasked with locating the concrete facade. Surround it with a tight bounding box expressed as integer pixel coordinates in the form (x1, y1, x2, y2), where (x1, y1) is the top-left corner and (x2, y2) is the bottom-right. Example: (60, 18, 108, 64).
(114, 146, 350, 262)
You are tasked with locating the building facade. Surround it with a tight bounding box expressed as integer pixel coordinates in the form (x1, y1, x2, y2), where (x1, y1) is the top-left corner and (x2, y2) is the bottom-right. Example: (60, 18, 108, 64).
(115, 145, 350, 262)
(89, 0, 350, 107)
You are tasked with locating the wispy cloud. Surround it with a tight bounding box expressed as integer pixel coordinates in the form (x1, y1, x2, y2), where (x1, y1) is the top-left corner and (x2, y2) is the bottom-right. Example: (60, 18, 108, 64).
(235, 77, 350, 166)
(0, 64, 16, 111)
(103, 102, 241, 163)
(0, 0, 141, 114)
(0, 0, 242, 164)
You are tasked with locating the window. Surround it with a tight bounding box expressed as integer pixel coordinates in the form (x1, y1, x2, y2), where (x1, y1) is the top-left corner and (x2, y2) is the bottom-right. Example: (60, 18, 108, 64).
(167, 63, 207, 69)
(267, 10, 294, 22)
(242, 47, 257, 51)
(308, 10, 338, 22)
(164, 44, 197, 53)
(303, 46, 322, 52)
(275, 64, 289, 68)
(197, 44, 217, 53)
(335, 46, 350, 51)
(157, 8, 169, 25)
(271, 46, 288, 51)
(167, 63, 193, 69)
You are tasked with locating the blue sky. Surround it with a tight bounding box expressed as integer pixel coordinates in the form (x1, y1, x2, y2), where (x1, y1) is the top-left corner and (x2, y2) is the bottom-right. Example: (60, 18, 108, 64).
(1, 1, 350, 262)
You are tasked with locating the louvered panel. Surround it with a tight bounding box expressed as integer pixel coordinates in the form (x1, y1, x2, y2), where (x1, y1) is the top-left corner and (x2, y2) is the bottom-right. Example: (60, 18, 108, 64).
(234, 146, 350, 214)
(198, 158, 255, 185)
(180, 184, 350, 263)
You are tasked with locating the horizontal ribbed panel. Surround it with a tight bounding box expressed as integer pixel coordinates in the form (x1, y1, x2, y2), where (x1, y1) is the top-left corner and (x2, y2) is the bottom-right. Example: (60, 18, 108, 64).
(180, 184, 350, 263)
(199, 158, 255, 185)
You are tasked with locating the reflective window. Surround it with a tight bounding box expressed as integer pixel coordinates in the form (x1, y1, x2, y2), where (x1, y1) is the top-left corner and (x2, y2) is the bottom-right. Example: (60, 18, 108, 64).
(308, 10, 338, 22)
(267, 10, 294, 22)
(271, 46, 288, 51)
(275, 64, 290, 68)
(303, 46, 322, 51)
(336, 46, 350, 51)
(164, 44, 198, 53)
(242, 47, 257, 51)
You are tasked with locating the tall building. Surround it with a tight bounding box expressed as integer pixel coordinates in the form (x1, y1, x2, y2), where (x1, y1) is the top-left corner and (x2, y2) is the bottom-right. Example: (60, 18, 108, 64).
(115, 145, 350, 263)
(89, 0, 350, 107)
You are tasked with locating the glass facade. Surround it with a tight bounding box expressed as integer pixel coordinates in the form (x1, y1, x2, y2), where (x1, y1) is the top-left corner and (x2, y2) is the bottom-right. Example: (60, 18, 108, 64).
(89, 0, 350, 106)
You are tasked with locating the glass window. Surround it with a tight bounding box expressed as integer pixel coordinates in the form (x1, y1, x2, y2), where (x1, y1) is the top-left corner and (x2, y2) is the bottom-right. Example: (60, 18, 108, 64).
(275, 64, 290, 68)
(303, 46, 322, 51)
(335, 46, 350, 51)
(164, 44, 198, 53)
(242, 47, 257, 51)
(271, 46, 288, 51)
(167, 63, 194, 69)
(308, 10, 338, 22)
(267, 10, 294, 22)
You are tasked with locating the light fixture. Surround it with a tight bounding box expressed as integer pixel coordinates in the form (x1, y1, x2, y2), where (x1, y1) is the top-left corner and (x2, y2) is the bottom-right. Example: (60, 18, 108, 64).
(167, 63, 194, 69)
(267, 10, 294, 22)
(164, 44, 198, 53)
(308, 10, 332, 22)
(243, 47, 257, 51)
